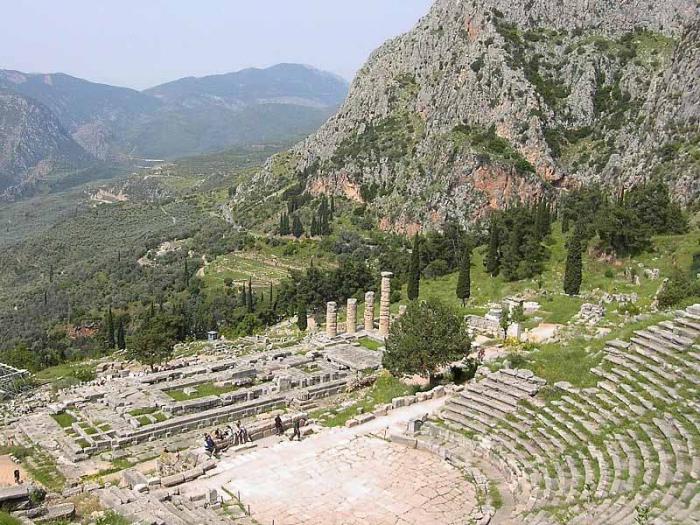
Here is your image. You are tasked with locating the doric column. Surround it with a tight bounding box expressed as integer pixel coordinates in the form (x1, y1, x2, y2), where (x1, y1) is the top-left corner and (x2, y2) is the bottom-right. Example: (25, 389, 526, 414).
(326, 301, 337, 338)
(364, 291, 375, 331)
(379, 272, 393, 337)
(346, 298, 357, 334)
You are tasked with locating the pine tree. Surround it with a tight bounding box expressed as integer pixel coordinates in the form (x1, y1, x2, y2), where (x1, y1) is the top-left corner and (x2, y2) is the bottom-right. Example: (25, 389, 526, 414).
(407, 234, 421, 301)
(292, 215, 304, 238)
(564, 227, 584, 296)
(297, 303, 308, 332)
(105, 307, 115, 349)
(116, 318, 126, 350)
(484, 222, 501, 276)
(456, 245, 471, 306)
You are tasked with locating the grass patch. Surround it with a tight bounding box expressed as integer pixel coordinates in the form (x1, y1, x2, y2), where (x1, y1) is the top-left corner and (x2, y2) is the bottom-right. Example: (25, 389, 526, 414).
(311, 373, 417, 427)
(489, 481, 504, 510)
(357, 337, 383, 351)
(51, 412, 76, 428)
(165, 382, 239, 401)
(128, 407, 159, 417)
(0, 511, 22, 525)
(23, 448, 66, 492)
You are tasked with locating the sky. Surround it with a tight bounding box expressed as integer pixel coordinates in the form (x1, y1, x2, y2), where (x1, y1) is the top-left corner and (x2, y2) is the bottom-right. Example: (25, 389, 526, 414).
(0, 0, 434, 90)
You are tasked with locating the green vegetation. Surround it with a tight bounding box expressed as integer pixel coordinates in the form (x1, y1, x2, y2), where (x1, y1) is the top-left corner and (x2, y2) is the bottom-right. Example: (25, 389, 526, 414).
(311, 373, 417, 427)
(51, 412, 76, 428)
(128, 407, 159, 417)
(383, 298, 471, 381)
(0, 511, 22, 525)
(357, 337, 383, 351)
(95, 511, 131, 525)
(451, 124, 535, 173)
(165, 382, 239, 401)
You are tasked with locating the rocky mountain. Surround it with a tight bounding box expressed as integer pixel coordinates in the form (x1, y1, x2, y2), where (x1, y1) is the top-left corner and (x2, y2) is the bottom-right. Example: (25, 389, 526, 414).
(0, 90, 91, 195)
(0, 64, 348, 196)
(242, 0, 699, 233)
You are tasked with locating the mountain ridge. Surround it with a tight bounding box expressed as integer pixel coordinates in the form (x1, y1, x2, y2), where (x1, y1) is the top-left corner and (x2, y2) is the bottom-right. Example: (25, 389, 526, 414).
(0, 64, 349, 197)
(239, 0, 699, 233)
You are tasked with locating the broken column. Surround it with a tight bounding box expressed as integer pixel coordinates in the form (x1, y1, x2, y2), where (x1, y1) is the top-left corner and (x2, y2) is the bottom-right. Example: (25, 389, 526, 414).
(346, 298, 357, 334)
(326, 301, 338, 338)
(398, 304, 407, 318)
(364, 291, 375, 331)
(379, 271, 393, 337)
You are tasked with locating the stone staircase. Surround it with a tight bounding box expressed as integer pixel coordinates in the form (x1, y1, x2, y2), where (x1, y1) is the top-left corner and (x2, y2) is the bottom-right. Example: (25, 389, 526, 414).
(435, 305, 700, 524)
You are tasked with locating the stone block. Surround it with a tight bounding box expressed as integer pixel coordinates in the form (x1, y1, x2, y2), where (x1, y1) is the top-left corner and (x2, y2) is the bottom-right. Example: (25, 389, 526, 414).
(431, 385, 446, 398)
(161, 473, 185, 487)
(122, 469, 148, 489)
(345, 418, 360, 428)
(389, 433, 417, 448)
(356, 413, 375, 425)
(133, 483, 148, 494)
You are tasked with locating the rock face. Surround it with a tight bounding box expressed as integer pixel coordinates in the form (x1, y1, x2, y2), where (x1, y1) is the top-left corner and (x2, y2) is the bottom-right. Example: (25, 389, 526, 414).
(0, 90, 91, 195)
(243, 0, 698, 230)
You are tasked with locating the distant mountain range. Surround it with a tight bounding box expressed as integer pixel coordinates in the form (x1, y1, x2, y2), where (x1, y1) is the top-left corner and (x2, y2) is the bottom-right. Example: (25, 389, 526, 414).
(0, 64, 348, 195)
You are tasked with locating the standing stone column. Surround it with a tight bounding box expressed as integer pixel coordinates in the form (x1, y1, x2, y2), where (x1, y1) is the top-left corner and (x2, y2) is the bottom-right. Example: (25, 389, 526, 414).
(346, 298, 357, 334)
(364, 291, 375, 331)
(326, 301, 337, 338)
(379, 271, 393, 337)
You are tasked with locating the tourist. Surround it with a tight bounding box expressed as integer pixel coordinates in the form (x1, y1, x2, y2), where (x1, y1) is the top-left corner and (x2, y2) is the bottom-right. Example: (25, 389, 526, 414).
(289, 418, 302, 441)
(204, 433, 217, 456)
(225, 424, 235, 442)
(13, 469, 20, 485)
(214, 428, 224, 441)
(236, 420, 252, 443)
(274, 414, 284, 436)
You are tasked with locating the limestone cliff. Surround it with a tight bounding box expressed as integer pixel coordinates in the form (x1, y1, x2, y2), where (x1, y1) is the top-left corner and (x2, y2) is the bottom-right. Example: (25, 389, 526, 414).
(240, 0, 699, 231)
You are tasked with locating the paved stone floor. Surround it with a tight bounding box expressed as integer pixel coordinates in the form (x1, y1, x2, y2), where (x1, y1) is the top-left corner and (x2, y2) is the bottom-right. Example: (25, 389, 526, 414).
(185, 398, 476, 525)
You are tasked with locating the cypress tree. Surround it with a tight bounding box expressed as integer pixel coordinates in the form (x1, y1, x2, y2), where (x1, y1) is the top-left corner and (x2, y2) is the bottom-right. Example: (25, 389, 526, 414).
(106, 307, 115, 349)
(564, 227, 584, 296)
(183, 258, 189, 287)
(292, 215, 304, 238)
(484, 221, 501, 277)
(247, 278, 254, 313)
(456, 245, 471, 306)
(116, 318, 126, 350)
(407, 234, 421, 301)
(297, 303, 308, 332)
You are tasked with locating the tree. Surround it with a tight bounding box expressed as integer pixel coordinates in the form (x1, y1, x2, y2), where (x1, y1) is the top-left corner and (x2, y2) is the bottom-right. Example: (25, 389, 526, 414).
(383, 298, 470, 383)
(499, 306, 511, 341)
(183, 258, 190, 288)
(247, 278, 254, 313)
(116, 318, 126, 350)
(484, 221, 501, 276)
(292, 215, 304, 238)
(564, 227, 584, 295)
(105, 307, 115, 349)
(511, 302, 525, 323)
(407, 234, 421, 300)
(297, 303, 308, 332)
(456, 245, 471, 306)
(127, 314, 177, 371)
(279, 213, 290, 236)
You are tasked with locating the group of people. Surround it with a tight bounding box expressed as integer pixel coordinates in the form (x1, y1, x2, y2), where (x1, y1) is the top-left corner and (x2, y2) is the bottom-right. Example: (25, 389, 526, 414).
(275, 414, 303, 441)
(204, 416, 305, 456)
(204, 421, 252, 456)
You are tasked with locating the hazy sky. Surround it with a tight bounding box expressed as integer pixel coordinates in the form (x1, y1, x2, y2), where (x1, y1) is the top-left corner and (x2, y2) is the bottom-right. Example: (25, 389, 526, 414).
(0, 0, 434, 90)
